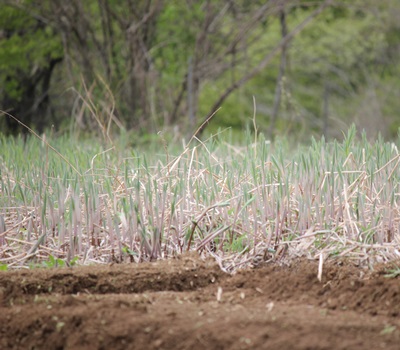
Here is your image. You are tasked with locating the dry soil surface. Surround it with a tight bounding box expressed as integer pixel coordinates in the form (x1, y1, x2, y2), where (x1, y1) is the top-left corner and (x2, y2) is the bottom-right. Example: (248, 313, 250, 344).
(1, 255, 400, 350)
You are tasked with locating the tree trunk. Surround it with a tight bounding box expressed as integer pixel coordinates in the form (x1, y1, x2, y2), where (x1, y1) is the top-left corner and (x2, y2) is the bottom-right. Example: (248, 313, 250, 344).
(196, 0, 332, 138)
(269, 6, 288, 141)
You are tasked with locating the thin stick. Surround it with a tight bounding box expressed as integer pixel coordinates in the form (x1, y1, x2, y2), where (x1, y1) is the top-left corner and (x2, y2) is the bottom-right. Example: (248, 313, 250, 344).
(187, 107, 221, 147)
(318, 252, 324, 282)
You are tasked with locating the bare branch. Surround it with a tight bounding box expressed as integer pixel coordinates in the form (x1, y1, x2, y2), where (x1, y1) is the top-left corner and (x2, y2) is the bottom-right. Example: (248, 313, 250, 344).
(197, 0, 334, 136)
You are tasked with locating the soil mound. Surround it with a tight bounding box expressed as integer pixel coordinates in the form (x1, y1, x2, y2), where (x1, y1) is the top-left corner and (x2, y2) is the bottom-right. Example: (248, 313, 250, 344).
(1, 256, 399, 350)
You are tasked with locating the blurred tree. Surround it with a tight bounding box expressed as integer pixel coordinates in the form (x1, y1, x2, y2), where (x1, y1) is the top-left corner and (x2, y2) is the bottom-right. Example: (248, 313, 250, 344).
(274, 0, 399, 139)
(0, 0, 399, 140)
(0, 1, 63, 134)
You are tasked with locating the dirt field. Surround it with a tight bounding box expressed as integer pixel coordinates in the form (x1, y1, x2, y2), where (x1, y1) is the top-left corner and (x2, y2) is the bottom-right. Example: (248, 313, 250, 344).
(1, 255, 399, 350)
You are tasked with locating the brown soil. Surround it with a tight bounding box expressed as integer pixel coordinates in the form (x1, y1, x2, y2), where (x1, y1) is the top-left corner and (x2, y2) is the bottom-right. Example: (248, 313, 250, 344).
(1, 254, 400, 350)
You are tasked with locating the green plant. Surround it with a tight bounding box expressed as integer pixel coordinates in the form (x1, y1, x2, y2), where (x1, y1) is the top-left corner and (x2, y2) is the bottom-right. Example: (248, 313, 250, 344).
(1, 125, 399, 271)
(384, 267, 400, 279)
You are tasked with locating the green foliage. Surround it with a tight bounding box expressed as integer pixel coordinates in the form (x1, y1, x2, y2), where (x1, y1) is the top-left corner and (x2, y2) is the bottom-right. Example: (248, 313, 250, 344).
(0, 1, 399, 139)
(122, 246, 137, 257)
(384, 266, 400, 278)
(29, 255, 78, 269)
(41, 255, 66, 268)
(224, 235, 247, 253)
(0, 3, 62, 102)
(295, 7, 385, 73)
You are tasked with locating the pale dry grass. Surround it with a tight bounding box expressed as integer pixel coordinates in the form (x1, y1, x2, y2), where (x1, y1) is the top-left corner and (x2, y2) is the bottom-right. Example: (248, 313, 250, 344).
(0, 126, 399, 272)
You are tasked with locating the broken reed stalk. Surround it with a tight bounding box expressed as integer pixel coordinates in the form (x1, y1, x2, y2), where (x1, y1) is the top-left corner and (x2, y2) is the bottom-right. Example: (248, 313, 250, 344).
(0, 121, 399, 271)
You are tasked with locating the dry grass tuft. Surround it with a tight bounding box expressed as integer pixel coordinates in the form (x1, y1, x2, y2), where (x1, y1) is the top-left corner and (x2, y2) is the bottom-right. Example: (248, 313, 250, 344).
(0, 125, 399, 271)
